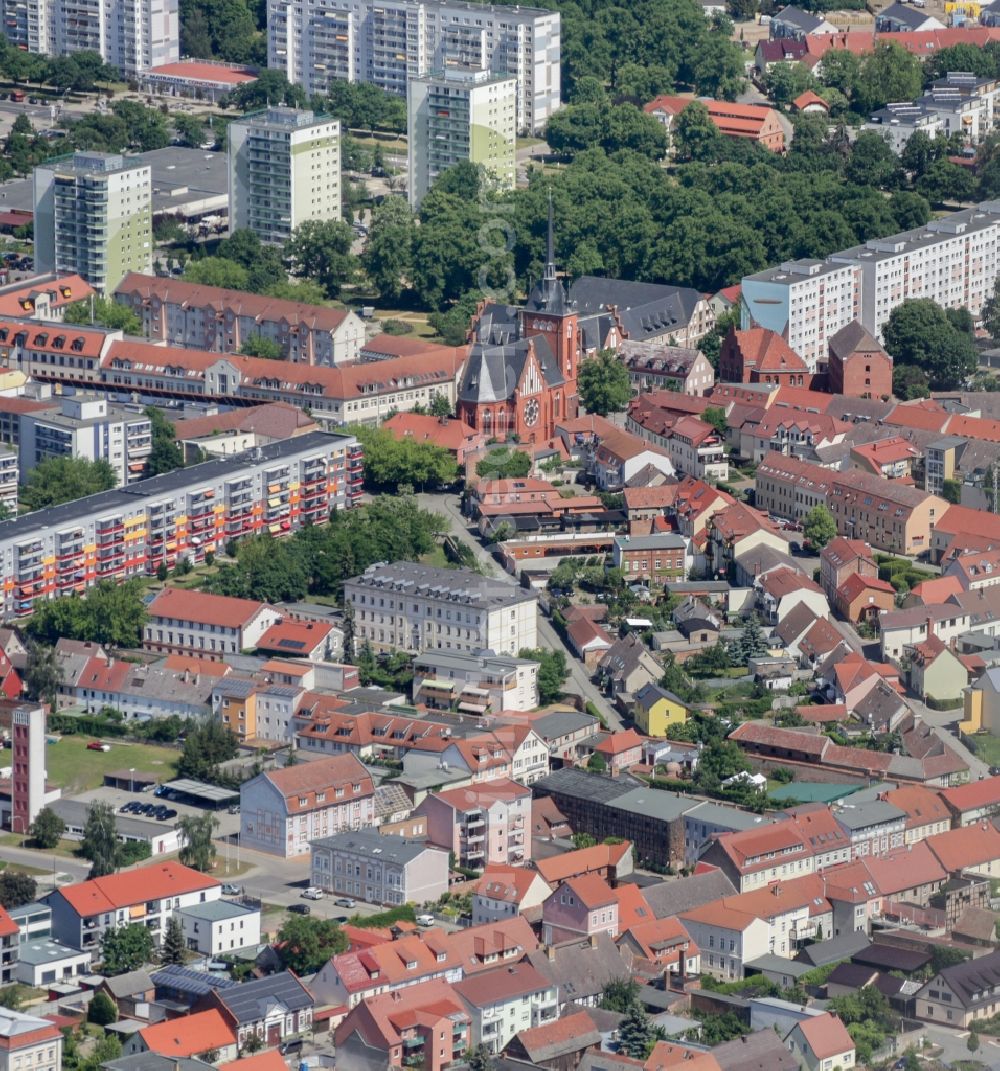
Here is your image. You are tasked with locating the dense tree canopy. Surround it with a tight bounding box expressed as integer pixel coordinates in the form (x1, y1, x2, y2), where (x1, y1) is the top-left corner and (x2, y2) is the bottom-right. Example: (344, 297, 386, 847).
(355, 425, 458, 492)
(883, 299, 978, 391)
(578, 350, 633, 415)
(26, 580, 148, 648)
(22, 457, 116, 511)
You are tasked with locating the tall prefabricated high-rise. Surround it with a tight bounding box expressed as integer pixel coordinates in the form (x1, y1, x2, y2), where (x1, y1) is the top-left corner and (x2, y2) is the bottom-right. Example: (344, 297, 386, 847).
(267, 0, 560, 134)
(11, 705, 44, 836)
(33, 153, 153, 296)
(228, 108, 342, 246)
(0, 0, 178, 76)
(407, 66, 516, 208)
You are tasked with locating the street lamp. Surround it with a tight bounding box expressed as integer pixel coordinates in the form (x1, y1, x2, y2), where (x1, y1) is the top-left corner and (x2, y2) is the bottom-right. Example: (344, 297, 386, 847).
(129, 767, 135, 793)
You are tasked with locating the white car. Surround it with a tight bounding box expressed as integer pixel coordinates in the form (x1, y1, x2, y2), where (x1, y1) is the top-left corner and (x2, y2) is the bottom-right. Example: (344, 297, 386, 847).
(301, 887, 325, 900)
(416, 914, 435, 927)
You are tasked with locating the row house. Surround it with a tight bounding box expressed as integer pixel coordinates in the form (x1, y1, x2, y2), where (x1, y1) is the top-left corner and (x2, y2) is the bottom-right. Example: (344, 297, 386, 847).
(0, 315, 464, 426)
(820, 536, 877, 604)
(611, 532, 690, 589)
(754, 452, 832, 524)
(46, 862, 221, 952)
(239, 753, 376, 858)
(143, 588, 281, 662)
(827, 469, 947, 556)
(114, 272, 365, 366)
(0, 431, 360, 620)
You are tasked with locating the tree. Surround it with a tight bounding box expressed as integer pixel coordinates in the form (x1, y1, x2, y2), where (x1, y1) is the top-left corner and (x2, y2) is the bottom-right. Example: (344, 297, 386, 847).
(87, 990, 118, 1026)
(672, 101, 721, 163)
(475, 449, 532, 479)
(467, 1044, 495, 1071)
(178, 812, 219, 872)
(240, 1034, 263, 1055)
(362, 196, 415, 302)
(587, 751, 607, 772)
(144, 406, 185, 477)
(29, 806, 64, 850)
(968, 1031, 980, 1053)
(176, 719, 238, 781)
(0, 871, 36, 909)
(520, 648, 568, 705)
(854, 43, 922, 114)
(184, 257, 251, 290)
(916, 157, 976, 205)
(729, 617, 769, 664)
(217, 229, 287, 294)
(230, 70, 306, 111)
(578, 349, 632, 416)
(101, 923, 154, 975)
(429, 392, 452, 418)
(981, 276, 1000, 344)
(275, 914, 348, 973)
(883, 299, 977, 390)
(82, 801, 120, 878)
(23, 642, 62, 709)
(162, 916, 185, 966)
(803, 505, 837, 550)
(619, 1003, 656, 1059)
(22, 457, 116, 511)
(572, 833, 597, 850)
(26, 580, 148, 649)
(846, 132, 901, 190)
(354, 425, 458, 492)
(64, 297, 142, 334)
(266, 278, 329, 305)
(239, 335, 283, 359)
(600, 977, 641, 1013)
(286, 219, 358, 299)
(703, 406, 727, 437)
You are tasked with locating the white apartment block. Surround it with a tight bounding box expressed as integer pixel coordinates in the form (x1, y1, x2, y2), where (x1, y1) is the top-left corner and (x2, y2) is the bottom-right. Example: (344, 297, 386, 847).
(408, 66, 516, 207)
(1, 0, 177, 75)
(143, 587, 283, 661)
(19, 395, 151, 487)
(740, 258, 861, 372)
(0, 447, 17, 514)
(344, 561, 538, 657)
(742, 200, 1000, 361)
(229, 108, 342, 246)
(0, 430, 360, 620)
(176, 900, 262, 956)
(412, 650, 540, 713)
(267, 0, 561, 133)
(33, 153, 153, 295)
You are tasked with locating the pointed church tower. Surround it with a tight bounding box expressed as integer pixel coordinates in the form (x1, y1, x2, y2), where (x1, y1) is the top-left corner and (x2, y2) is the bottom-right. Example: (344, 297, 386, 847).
(521, 194, 580, 419)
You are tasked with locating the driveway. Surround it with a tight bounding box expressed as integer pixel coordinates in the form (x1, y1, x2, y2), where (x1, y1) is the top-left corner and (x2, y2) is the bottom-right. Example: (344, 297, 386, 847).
(909, 698, 989, 780)
(416, 491, 622, 729)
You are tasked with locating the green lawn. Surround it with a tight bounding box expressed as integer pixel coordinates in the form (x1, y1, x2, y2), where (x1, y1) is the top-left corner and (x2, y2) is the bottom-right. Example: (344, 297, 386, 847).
(43, 736, 179, 794)
(968, 733, 1000, 768)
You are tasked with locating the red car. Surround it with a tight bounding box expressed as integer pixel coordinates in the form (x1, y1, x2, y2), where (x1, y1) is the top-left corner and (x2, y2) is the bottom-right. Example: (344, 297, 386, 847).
(86, 741, 110, 752)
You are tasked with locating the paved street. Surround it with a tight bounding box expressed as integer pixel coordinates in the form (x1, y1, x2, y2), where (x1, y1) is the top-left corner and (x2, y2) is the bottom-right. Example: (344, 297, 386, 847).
(417, 491, 621, 729)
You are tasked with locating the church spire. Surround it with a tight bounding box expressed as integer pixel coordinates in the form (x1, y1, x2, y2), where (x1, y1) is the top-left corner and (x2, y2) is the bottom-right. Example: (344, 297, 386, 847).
(545, 190, 555, 280)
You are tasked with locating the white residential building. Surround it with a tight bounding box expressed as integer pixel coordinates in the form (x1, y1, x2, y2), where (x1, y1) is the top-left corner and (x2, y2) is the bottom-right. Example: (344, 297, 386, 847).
(0, 1009, 63, 1071)
(33, 153, 153, 295)
(176, 900, 262, 955)
(742, 201, 1000, 361)
(19, 396, 152, 487)
(412, 650, 540, 713)
(239, 753, 376, 857)
(267, 0, 561, 133)
(407, 66, 517, 208)
(229, 108, 342, 246)
(311, 829, 450, 905)
(1, 0, 178, 75)
(143, 588, 282, 661)
(344, 561, 538, 657)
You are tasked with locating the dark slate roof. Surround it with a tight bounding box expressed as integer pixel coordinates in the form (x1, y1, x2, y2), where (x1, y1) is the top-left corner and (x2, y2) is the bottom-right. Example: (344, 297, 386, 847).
(713, 1030, 801, 1071)
(795, 930, 871, 967)
(526, 934, 631, 1004)
(568, 277, 703, 342)
(922, 948, 1000, 1009)
(458, 333, 562, 404)
(642, 871, 737, 920)
(852, 944, 931, 973)
(152, 964, 239, 996)
(774, 5, 826, 31)
(877, 1, 932, 27)
(532, 767, 639, 806)
(215, 970, 312, 1022)
(828, 321, 884, 362)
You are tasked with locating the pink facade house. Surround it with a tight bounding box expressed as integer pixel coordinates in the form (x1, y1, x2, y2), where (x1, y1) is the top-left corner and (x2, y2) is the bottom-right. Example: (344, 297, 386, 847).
(541, 874, 619, 945)
(414, 778, 532, 869)
(593, 728, 645, 774)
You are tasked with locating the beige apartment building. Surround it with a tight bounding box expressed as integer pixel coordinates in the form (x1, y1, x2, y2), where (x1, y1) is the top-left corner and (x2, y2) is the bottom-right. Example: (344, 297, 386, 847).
(827, 470, 947, 555)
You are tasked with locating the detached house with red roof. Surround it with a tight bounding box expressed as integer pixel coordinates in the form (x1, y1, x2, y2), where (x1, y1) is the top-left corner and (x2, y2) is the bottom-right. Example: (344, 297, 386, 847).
(472, 869, 552, 924)
(47, 861, 221, 952)
(644, 97, 785, 152)
(239, 753, 375, 858)
(785, 1012, 855, 1071)
(124, 1008, 237, 1063)
(541, 874, 620, 944)
(143, 588, 282, 661)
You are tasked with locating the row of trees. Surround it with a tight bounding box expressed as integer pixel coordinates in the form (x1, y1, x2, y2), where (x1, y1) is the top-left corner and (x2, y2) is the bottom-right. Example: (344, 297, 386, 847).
(204, 496, 447, 604)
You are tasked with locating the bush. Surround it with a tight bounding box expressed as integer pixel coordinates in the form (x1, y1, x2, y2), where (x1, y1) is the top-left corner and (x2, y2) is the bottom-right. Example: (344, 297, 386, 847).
(349, 904, 416, 929)
(926, 696, 963, 711)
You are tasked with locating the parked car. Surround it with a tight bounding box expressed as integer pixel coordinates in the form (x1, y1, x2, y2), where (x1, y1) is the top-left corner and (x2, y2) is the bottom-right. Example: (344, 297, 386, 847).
(416, 914, 435, 927)
(153, 785, 166, 797)
(334, 898, 355, 908)
(86, 741, 111, 752)
(222, 883, 240, 896)
(279, 1040, 303, 1057)
(161, 808, 177, 819)
(288, 904, 310, 915)
(301, 887, 324, 900)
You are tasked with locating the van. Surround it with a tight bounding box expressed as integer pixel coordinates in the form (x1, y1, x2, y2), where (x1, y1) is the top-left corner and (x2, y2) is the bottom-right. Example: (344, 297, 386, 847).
(416, 914, 435, 927)
(279, 1039, 303, 1056)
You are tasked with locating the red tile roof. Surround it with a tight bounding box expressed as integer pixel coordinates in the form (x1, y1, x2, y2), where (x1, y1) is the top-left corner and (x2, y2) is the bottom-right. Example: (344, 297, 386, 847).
(148, 587, 271, 629)
(926, 823, 1000, 872)
(792, 91, 829, 111)
(560, 873, 617, 910)
(728, 328, 808, 374)
(263, 753, 373, 810)
(0, 275, 93, 318)
(836, 572, 895, 603)
(431, 778, 532, 811)
(57, 862, 218, 916)
(255, 619, 331, 655)
(453, 962, 550, 1006)
(146, 60, 256, 84)
(475, 869, 549, 905)
(383, 412, 482, 453)
(795, 1013, 854, 1060)
(534, 842, 632, 885)
(138, 1009, 235, 1058)
(940, 776, 1000, 814)
(596, 728, 645, 756)
(219, 1053, 287, 1071)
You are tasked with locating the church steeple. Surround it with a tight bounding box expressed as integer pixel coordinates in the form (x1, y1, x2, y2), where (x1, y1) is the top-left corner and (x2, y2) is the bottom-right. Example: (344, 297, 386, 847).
(526, 191, 567, 314)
